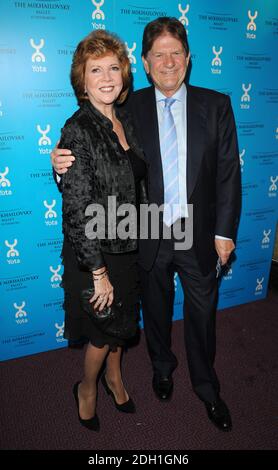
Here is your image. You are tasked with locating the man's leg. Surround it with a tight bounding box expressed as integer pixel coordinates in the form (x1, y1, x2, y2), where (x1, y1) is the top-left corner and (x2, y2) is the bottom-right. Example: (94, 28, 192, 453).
(174, 246, 220, 403)
(139, 237, 178, 379)
(174, 246, 232, 431)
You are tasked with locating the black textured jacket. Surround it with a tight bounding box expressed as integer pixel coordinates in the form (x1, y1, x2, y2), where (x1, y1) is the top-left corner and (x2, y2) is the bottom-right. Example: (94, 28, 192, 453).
(59, 100, 147, 272)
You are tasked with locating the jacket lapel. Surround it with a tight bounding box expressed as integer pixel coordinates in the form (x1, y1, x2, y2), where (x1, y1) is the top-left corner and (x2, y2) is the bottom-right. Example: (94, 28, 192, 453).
(186, 85, 207, 201)
(137, 87, 164, 202)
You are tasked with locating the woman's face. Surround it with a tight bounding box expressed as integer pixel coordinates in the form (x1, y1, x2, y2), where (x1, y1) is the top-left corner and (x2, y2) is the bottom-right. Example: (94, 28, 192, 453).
(84, 53, 123, 109)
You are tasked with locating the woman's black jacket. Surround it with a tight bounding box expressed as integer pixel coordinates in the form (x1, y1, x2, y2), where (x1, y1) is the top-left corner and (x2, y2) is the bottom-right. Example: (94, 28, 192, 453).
(59, 100, 147, 271)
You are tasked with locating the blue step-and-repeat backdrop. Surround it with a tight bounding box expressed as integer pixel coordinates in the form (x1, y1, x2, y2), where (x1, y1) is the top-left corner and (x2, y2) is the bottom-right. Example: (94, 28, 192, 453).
(1, 0, 277, 361)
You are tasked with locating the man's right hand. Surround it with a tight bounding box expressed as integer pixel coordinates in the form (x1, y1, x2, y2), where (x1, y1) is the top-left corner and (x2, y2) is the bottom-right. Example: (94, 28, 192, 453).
(51, 141, 75, 175)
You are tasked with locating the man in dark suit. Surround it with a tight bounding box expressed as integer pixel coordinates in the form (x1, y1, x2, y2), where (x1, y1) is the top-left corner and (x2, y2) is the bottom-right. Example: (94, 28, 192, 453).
(52, 17, 241, 432)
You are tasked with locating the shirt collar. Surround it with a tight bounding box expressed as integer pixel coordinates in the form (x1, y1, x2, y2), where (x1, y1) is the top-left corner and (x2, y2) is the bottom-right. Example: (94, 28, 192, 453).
(155, 83, 187, 103)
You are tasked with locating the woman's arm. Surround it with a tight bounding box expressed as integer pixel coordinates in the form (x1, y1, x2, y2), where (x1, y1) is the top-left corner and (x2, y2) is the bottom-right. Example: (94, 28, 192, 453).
(60, 121, 104, 272)
(60, 121, 114, 309)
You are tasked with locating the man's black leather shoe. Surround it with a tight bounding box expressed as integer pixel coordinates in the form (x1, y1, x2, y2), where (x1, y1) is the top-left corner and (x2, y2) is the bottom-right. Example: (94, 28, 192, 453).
(152, 375, 173, 401)
(205, 397, 232, 432)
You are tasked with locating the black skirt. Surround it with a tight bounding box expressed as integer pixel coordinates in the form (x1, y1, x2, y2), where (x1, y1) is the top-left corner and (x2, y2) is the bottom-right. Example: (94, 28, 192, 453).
(61, 237, 140, 350)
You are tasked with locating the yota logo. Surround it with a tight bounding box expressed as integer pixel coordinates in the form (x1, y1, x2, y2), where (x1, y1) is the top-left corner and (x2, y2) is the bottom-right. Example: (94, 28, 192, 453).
(91, 0, 105, 29)
(211, 46, 222, 74)
(30, 38, 47, 72)
(55, 322, 66, 342)
(261, 229, 271, 248)
(241, 84, 251, 109)
(44, 200, 58, 226)
(125, 42, 137, 72)
(255, 277, 264, 295)
(268, 176, 278, 197)
(0, 167, 12, 196)
(247, 10, 258, 39)
(92, 0, 105, 20)
(5, 239, 21, 265)
(44, 200, 57, 218)
(0, 167, 11, 188)
(211, 46, 223, 66)
(178, 3, 190, 30)
(14, 301, 28, 324)
(239, 149, 245, 171)
(223, 267, 233, 280)
(37, 124, 51, 146)
(30, 38, 45, 62)
(50, 265, 62, 288)
(37, 124, 52, 154)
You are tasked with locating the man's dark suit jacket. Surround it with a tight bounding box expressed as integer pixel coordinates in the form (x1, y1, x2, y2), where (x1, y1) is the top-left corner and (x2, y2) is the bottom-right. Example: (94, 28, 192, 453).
(125, 84, 241, 274)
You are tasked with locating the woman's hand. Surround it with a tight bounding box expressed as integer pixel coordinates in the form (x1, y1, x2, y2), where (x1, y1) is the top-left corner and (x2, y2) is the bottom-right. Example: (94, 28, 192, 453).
(90, 268, 114, 311)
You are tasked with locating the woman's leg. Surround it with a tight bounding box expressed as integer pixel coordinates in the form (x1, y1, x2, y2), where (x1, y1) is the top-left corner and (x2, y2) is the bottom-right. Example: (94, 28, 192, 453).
(105, 347, 129, 404)
(78, 343, 109, 419)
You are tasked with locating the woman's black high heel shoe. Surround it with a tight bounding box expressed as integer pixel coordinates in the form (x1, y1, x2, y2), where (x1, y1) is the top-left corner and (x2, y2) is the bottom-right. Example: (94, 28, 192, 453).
(73, 381, 100, 431)
(101, 374, 136, 413)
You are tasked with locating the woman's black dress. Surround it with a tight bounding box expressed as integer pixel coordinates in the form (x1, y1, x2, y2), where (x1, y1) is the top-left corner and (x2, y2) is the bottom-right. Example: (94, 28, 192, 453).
(62, 148, 146, 350)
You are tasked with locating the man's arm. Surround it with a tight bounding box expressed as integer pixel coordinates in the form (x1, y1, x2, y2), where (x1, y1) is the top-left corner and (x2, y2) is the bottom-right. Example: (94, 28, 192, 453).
(215, 96, 241, 264)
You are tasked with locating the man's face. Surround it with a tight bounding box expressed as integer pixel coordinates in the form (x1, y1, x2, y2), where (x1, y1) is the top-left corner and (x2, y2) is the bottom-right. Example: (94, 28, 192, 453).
(142, 33, 190, 97)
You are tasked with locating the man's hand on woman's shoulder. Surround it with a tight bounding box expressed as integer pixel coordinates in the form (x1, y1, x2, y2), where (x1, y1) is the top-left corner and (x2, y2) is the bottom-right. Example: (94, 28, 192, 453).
(51, 140, 75, 174)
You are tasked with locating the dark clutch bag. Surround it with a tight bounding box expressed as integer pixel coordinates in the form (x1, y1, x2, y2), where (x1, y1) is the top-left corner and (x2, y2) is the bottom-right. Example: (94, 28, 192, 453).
(80, 287, 138, 340)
